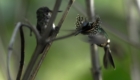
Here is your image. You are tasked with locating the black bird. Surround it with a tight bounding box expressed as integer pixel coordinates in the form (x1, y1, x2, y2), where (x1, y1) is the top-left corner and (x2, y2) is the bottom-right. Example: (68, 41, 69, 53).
(36, 7, 61, 36)
(36, 7, 61, 53)
(75, 15, 115, 69)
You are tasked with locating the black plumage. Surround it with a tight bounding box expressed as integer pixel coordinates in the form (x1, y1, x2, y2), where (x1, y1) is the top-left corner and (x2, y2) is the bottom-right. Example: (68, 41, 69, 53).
(36, 7, 53, 35)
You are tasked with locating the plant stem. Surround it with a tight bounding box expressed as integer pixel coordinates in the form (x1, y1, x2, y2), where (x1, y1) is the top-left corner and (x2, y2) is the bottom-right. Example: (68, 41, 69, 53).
(85, 0, 102, 80)
(16, 26, 25, 80)
(90, 44, 102, 80)
(7, 22, 39, 80)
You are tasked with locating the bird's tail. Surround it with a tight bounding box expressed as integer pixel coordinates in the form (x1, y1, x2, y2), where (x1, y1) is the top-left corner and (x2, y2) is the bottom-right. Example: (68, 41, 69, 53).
(103, 46, 115, 69)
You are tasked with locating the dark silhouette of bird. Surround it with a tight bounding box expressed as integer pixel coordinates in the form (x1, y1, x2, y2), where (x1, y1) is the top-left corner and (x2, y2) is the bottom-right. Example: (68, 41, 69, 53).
(36, 7, 61, 36)
(75, 15, 115, 69)
(36, 7, 61, 53)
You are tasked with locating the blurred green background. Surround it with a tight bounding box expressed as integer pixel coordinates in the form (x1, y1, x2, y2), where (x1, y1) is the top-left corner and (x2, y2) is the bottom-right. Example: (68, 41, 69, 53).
(0, 0, 140, 80)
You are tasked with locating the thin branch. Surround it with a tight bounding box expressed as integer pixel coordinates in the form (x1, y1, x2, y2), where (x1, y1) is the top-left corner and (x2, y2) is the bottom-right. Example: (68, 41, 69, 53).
(85, 0, 102, 80)
(13, 0, 30, 76)
(16, 26, 25, 80)
(90, 44, 102, 80)
(86, 0, 95, 21)
(7, 22, 21, 80)
(22, 43, 43, 80)
(30, 0, 75, 80)
(7, 22, 40, 80)
(41, 0, 62, 39)
(57, 0, 75, 28)
(46, 31, 76, 43)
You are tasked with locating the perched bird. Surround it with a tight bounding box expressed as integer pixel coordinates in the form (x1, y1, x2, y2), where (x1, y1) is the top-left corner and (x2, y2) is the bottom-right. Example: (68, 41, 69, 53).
(36, 7, 61, 36)
(36, 7, 61, 53)
(75, 15, 115, 69)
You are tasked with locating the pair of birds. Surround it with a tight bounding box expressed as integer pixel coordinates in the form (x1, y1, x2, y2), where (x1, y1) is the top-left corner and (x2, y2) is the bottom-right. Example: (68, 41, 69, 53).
(36, 7, 115, 69)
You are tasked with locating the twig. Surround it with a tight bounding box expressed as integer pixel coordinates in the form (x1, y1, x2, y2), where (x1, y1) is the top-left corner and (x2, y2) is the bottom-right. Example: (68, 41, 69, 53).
(57, 0, 75, 28)
(41, 0, 62, 39)
(90, 44, 102, 80)
(31, 0, 75, 80)
(85, 0, 95, 21)
(46, 31, 76, 43)
(16, 26, 25, 80)
(7, 23, 21, 80)
(85, 0, 102, 80)
(7, 22, 40, 80)
(14, 0, 30, 76)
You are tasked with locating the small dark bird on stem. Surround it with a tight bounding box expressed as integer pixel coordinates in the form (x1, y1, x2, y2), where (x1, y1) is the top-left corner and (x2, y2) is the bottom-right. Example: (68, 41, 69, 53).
(75, 15, 115, 69)
(36, 7, 62, 53)
(36, 7, 62, 36)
